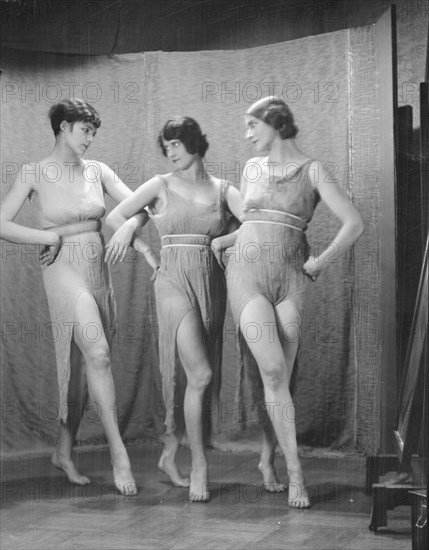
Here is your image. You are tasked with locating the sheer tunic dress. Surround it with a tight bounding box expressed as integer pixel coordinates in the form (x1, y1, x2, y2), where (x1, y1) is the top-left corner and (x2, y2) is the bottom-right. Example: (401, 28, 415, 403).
(149, 176, 229, 435)
(226, 159, 320, 420)
(31, 160, 116, 423)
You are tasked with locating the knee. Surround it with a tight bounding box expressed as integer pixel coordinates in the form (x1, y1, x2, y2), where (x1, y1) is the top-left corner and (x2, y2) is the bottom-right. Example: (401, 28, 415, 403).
(85, 344, 111, 372)
(259, 361, 286, 392)
(188, 366, 213, 392)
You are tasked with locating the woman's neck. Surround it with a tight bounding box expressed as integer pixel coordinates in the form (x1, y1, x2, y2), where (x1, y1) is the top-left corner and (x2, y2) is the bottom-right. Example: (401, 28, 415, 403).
(175, 158, 207, 186)
(267, 137, 305, 165)
(48, 140, 81, 165)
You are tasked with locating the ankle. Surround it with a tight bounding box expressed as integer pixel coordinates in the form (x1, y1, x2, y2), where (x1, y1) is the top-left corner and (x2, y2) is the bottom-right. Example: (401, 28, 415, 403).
(53, 448, 72, 462)
(191, 459, 207, 472)
(110, 449, 130, 466)
(287, 462, 303, 474)
(159, 451, 175, 463)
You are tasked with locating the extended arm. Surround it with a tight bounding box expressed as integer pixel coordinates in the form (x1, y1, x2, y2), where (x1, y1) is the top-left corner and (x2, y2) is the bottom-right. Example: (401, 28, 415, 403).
(100, 162, 159, 270)
(104, 169, 163, 270)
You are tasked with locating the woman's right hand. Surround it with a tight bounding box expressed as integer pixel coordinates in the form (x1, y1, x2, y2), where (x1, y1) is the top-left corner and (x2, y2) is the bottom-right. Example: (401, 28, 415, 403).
(105, 221, 136, 264)
(211, 238, 226, 270)
(40, 232, 61, 266)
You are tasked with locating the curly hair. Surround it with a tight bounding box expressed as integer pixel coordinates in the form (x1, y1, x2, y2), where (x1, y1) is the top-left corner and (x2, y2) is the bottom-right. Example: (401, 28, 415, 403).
(158, 116, 209, 157)
(246, 96, 298, 140)
(48, 99, 101, 137)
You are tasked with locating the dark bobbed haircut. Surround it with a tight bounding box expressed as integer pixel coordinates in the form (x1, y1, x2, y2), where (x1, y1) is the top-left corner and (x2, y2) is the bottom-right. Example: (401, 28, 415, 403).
(246, 96, 298, 140)
(158, 116, 209, 157)
(48, 98, 101, 137)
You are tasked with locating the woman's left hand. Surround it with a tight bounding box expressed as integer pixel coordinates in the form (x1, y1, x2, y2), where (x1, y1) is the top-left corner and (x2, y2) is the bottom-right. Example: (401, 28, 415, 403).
(105, 222, 135, 264)
(302, 255, 322, 282)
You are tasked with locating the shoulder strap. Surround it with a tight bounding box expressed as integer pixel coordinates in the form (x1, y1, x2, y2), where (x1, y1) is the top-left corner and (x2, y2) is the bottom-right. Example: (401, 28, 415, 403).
(82, 159, 104, 191)
(304, 160, 321, 211)
(155, 173, 168, 188)
(219, 179, 229, 214)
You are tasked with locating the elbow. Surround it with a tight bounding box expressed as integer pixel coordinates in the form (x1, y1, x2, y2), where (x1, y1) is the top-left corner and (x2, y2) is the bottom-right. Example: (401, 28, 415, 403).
(0, 215, 10, 240)
(357, 217, 365, 238)
(105, 212, 114, 229)
(353, 217, 365, 242)
(105, 210, 121, 230)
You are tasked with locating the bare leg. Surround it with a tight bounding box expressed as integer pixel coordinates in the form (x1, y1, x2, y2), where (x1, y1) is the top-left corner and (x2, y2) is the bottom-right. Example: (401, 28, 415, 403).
(73, 293, 137, 496)
(259, 421, 286, 493)
(158, 358, 189, 487)
(52, 341, 90, 485)
(175, 311, 213, 502)
(158, 429, 190, 487)
(240, 296, 310, 508)
(275, 299, 309, 507)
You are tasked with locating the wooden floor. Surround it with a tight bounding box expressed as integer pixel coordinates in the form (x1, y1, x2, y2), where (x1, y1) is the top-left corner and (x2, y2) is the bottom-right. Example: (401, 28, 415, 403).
(1, 443, 412, 550)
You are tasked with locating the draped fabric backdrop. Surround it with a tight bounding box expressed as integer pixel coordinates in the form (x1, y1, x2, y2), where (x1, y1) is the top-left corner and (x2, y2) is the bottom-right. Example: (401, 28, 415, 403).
(0, 26, 380, 456)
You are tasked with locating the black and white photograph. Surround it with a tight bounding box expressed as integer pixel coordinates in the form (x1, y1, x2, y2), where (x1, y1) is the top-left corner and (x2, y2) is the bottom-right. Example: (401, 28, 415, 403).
(0, 1, 428, 549)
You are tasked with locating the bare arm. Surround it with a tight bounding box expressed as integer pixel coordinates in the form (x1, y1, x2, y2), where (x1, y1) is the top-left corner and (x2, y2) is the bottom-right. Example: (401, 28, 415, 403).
(99, 162, 158, 269)
(219, 160, 251, 247)
(0, 166, 59, 247)
(104, 169, 164, 269)
(211, 180, 244, 269)
(303, 161, 365, 279)
(214, 184, 243, 244)
(1, 166, 61, 266)
(105, 174, 164, 228)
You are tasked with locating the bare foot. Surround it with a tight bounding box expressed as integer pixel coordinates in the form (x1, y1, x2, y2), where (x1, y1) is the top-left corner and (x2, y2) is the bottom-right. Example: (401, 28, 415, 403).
(189, 468, 209, 502)
(111, 449, 137, 496)
(51, 450, 90, 485)
(258, 461, 287, 493)
(287, 471, 311, 508)
(158, 453, 190, 487)
(113, 462, 138, 496)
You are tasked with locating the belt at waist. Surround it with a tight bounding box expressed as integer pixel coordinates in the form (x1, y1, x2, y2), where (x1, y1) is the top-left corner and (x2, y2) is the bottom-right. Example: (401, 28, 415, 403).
(161, 234, 211, 248)
(45, 220, 101, 238)
(242, 209, 307, 231)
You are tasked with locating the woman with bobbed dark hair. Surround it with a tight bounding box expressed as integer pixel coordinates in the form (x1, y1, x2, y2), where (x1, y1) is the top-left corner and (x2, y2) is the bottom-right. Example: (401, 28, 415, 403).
(48, 98, 102, 136)
(0, 98, 158, 495)
(106, 116, 242, 502)
(221, 96, 365, 508)
(157, 116, 210, 158)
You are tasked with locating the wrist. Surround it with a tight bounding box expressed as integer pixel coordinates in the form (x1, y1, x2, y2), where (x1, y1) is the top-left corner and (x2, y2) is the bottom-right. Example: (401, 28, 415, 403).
(45, 231, 60, 246)
(126, 217, 140, 232)
(133, 238, 150, 254)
